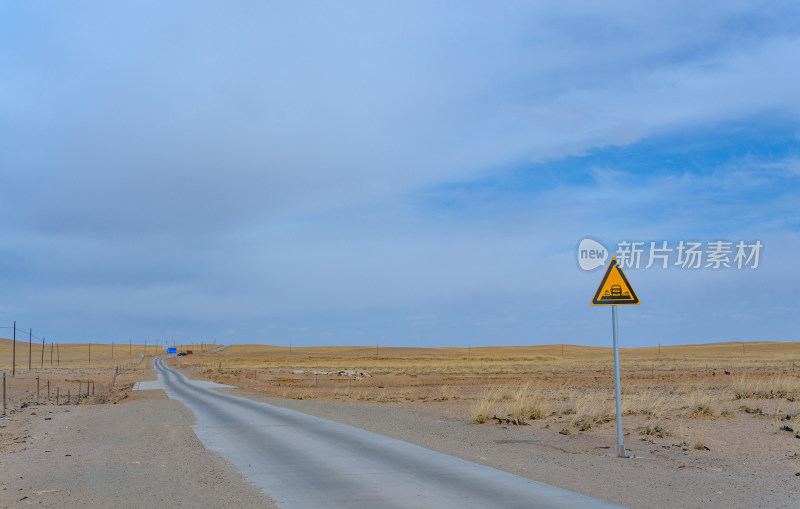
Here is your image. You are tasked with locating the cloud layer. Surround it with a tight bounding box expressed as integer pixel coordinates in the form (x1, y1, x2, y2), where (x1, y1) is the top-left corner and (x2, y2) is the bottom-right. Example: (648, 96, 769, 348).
(1, 2, 799, 345)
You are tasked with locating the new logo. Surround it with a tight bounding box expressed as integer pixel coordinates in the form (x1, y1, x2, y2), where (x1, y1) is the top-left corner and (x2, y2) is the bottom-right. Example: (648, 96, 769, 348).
(578, 238, 608, 271)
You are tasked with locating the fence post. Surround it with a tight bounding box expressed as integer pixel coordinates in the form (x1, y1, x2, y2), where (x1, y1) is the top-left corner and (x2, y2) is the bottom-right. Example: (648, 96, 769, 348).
(3, 372, 6, 416)
(37, 376, 40, 405)
(47, 380, 50, 400)
(56, 387, 60, 406)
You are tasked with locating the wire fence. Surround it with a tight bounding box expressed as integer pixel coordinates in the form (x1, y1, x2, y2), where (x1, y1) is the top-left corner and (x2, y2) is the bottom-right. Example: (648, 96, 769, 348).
(0, 321, 196, 375)
(1, 361, 146, 417)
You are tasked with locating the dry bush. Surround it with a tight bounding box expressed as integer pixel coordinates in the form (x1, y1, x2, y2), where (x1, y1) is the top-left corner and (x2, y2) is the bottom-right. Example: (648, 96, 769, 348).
(641, 423, 670, 438)
(435, 385, 453, 401)
(505, 383, 549, 425)
(471, 386, 508, 423)
(470, 384, 548, 425)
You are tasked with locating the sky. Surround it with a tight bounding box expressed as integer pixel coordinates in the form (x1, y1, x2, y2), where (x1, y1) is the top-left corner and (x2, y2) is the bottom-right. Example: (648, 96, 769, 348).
(1, 1, 799, 348)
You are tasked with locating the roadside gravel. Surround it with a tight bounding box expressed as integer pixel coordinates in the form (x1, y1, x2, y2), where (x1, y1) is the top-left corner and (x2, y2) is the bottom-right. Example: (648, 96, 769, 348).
(0, 392, 276, 509)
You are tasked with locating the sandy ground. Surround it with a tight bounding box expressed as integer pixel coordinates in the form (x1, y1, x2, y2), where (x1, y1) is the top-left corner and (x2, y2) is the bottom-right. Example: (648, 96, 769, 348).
(0, 390, 277, 508)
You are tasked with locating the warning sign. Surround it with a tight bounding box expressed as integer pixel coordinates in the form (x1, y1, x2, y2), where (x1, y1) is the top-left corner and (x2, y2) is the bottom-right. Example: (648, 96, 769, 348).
(591, 258, 639, 305)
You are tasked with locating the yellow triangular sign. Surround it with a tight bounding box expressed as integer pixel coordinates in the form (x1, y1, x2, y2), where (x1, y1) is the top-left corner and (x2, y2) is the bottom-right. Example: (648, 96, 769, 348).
(591, 257, 639, 305)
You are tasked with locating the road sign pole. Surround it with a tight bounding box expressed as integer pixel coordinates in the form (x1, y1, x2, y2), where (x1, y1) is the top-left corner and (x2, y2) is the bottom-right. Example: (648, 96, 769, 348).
(612, 304, 626, 458)
(592, 257, 637, 458)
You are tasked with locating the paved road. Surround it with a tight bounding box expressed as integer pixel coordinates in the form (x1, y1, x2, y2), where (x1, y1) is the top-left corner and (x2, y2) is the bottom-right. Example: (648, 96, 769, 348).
(150, 357, 625, 509)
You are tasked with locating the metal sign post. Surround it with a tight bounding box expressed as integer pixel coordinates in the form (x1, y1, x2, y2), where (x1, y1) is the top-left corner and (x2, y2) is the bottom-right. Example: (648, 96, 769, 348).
(591, 257, 639, 458)
(611, 305, 625, 457)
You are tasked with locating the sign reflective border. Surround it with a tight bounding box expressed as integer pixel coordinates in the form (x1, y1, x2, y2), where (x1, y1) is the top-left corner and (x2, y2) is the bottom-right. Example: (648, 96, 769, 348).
(591, 257, 639, 305)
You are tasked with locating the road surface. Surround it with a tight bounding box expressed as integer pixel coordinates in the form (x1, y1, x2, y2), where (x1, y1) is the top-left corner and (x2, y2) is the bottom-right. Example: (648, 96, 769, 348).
(149, 357, 624, 509)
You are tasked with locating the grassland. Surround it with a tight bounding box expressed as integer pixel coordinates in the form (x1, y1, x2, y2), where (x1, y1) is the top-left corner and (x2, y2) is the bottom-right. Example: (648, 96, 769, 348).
(173, 341, 800, 375)
(169, 341, 800, 427)
(6, 338, 800, 444)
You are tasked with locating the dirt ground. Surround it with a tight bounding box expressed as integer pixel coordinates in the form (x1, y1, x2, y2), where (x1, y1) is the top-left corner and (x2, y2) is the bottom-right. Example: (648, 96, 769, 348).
(0, 387, 276, 508)
(3, 343, 800, 508)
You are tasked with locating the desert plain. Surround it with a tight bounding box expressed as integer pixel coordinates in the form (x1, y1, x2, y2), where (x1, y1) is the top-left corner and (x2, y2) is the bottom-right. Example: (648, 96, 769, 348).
(2, 339, 800, 508)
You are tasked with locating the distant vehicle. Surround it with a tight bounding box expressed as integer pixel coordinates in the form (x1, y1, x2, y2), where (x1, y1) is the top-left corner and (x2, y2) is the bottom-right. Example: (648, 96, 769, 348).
(177, 352, 187, 356)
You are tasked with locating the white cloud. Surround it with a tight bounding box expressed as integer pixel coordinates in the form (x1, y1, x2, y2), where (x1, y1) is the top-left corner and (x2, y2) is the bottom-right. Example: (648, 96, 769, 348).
(1, 2, 799, 345)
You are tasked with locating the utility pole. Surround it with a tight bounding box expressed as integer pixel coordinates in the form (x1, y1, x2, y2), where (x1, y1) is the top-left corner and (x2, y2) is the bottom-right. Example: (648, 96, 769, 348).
(41, 336, 45, 369)
(28, 329, 32, 371)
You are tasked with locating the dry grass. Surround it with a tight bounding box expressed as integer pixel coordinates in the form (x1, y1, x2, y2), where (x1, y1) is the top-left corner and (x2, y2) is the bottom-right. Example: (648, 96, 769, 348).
(625, 387, 673, 418)
(683, 392, 720, 417)
(732, 375, 800, 400)
(164, 341, 800, 377)
(470, 384, 549, 425)
(471, 387, 508, 423)
(506, 383, 549, 424)
(572, 393, 616, 430)
(175, 342, 800, 431)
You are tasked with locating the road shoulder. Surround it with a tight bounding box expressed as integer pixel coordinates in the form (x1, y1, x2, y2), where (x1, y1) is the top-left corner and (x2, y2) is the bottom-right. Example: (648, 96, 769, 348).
(0, 393, 277, 508)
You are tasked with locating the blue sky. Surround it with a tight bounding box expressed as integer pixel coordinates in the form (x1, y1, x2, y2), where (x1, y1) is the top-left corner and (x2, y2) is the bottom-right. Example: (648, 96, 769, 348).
(1, 2, 799, 347)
